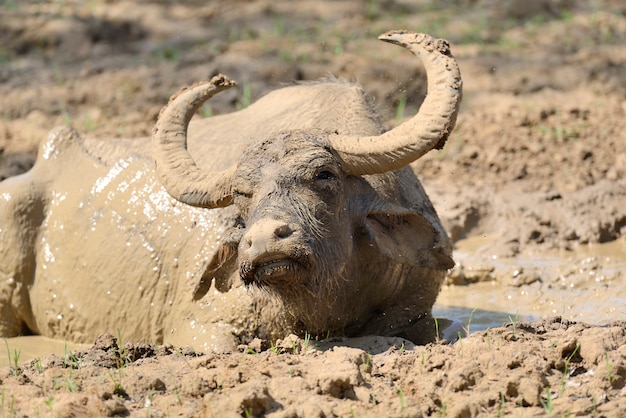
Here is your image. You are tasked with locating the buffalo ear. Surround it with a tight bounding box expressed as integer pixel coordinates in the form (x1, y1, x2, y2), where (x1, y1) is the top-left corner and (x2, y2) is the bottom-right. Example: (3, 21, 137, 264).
(193, 236, 240, 301)
(364, 206, 454, 270)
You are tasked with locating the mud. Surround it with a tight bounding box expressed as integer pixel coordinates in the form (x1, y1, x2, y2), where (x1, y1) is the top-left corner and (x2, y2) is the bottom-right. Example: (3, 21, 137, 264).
(2, 320, 625, 417)
(1, 0, 625, 416)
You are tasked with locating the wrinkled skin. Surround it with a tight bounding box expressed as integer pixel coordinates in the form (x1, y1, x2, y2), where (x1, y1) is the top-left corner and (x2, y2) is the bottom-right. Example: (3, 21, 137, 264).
(0, 32, 459, 351)
(215, 129, 453, 340)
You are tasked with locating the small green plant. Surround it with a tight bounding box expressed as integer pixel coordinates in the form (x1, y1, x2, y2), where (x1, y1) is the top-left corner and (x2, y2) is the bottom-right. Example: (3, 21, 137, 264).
(560, 343, 581, 395)
(466, 307, 478, 335)
(1, 2, 19, 11)
(605, 352, 616, 384)
(434, 317, 440, 342)
(65, 373, 78, 392)
(438, 401, 447, 417)
(272, 16, 286, 36)
(459, 17, 488, 44)
(173, 347, 194, 369)
(0, 49, 9, 65)
(52, 62, 65, 86)
(395, 91, 407, 122)
(4, 339, 21, 376)
(1, 389, 16, 417)
(540, 386, 554, 413)
(33, 357, 43, 374)
(333, 40, 344, 56)
(145, 388, 155, 410)
(244, 407, 253, 418)
(269, 340, 283, 354)
(108, 369, 127, 398)
(396, 388, 407, 415)
(62, 108, 72, 126)
(156, 46, 180, 62)
(498, 391, 506, 417)
(279, 50, 295, 63)
(64, 342, 82, 369)
(236, 81, 252, 110)
(302, 332, 311, 352)
(365, 0, 379, 21)
(44, 396, 54, 412)
(289, 332, 313, 354)
(80, 113, 96, 132)
(399, 340, 405, 354)
(508, 311, 519, 340)
(198, 105, 213, 118)
(115, 329, 132, 368)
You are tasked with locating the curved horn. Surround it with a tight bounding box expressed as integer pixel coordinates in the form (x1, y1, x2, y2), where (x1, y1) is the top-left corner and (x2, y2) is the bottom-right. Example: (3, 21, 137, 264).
(152, 74, 237, 208)
(330, 31, 462, 175)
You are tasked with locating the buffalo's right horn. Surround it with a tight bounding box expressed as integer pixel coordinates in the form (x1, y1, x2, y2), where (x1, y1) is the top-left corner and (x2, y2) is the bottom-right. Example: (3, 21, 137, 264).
(329, 31, 462, 175)
(152, 75, 237, 209)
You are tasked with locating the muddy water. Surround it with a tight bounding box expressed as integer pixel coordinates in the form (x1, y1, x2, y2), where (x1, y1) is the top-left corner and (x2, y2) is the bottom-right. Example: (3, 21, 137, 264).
(1, 336, 89, 368)
(2, 239, 624, 368)
(434, 237, 626, 332)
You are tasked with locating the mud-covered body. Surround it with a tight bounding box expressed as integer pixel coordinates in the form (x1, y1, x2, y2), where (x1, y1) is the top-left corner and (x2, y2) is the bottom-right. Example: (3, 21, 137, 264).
(0, 32, 461, 351)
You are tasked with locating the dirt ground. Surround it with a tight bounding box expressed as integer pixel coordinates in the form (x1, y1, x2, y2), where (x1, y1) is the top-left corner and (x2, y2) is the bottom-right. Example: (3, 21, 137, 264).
(1, 0, 625, 416)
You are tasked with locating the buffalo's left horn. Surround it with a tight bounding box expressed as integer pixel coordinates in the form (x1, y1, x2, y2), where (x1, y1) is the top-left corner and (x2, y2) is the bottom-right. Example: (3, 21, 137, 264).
(329, 31, 462, 175)
(152, 75, 237, 208)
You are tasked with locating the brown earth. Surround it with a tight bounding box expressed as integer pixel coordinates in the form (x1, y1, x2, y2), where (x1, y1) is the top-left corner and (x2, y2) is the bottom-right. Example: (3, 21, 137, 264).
(2, 319, 626, 417)
(1, 0, 625, 416)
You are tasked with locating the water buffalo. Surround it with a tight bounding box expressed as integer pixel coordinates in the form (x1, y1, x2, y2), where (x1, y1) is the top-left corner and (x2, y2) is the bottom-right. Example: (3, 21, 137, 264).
(0, 31, 461, 351)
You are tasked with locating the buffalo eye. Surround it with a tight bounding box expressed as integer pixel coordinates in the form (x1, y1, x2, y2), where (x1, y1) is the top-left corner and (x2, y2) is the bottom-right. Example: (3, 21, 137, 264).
(233, 190, 253, 199)
(314, 170, 337, 181)
(232, 190, 253, 217)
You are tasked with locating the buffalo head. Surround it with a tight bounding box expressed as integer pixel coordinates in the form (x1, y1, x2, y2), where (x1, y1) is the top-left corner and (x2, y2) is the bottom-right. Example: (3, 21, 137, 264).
(152, 31, 462, 338)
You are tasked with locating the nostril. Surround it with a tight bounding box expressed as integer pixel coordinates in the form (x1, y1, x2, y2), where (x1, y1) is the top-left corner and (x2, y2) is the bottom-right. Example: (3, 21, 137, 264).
(274, 224, 292, 239)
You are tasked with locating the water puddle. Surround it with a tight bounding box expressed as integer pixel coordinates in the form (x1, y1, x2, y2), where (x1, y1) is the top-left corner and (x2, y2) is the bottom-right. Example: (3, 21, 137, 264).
(434, 237, 626, 333)
(1, 336, 89, 369)
(433, 288, 537, 334)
